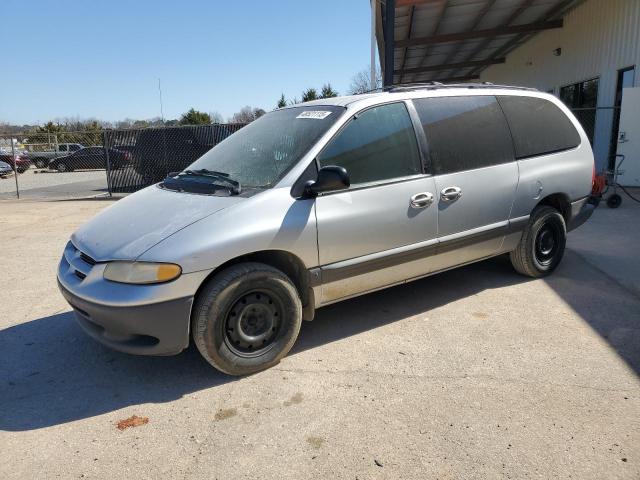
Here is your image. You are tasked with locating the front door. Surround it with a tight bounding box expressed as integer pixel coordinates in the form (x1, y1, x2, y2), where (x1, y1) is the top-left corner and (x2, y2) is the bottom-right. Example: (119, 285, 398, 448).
(412, 95, 518, 270)
(315, 102, 438, 304)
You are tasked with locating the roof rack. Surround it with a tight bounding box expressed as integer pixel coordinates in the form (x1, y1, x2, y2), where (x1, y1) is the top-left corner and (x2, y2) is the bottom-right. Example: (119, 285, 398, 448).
(385, 81, 538, 93)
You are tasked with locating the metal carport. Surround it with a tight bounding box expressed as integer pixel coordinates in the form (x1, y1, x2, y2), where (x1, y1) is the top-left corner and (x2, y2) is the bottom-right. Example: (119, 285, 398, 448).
(374, 0, 585, 87)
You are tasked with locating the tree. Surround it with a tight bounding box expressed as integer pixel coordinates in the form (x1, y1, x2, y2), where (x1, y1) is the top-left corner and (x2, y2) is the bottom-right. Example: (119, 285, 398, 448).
(179, 108, 211, 125)
(348, 66, 382, 95)
(301, 88, 318, 102)
(37, 121, 65, 133)
(277, 93, 287, 108)
(230, 106, 266, 124)
(320, 83, 338, 98)
(208, 111, 224, 124)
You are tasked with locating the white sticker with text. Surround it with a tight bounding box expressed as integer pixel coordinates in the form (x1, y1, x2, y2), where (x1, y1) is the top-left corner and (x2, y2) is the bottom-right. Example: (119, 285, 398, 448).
(296, 111, 332, 119)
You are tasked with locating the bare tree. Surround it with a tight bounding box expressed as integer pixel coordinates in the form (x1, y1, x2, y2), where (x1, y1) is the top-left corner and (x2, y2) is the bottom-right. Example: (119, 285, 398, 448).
(348, 65, 382, 95)
(229, 106, 266, 124)
(208, 111, 224, 124)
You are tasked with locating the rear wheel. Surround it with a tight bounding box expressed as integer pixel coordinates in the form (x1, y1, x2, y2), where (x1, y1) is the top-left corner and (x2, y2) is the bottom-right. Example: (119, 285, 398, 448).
(192, 262, 302, 376)
(57, 162, 70, 172)
(35, 159, 47, 169)
(510, 205, 566, 278)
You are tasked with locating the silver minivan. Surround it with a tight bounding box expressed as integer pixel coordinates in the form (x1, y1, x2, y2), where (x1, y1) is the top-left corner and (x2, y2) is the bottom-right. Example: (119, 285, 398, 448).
(58, 84, 597, 375)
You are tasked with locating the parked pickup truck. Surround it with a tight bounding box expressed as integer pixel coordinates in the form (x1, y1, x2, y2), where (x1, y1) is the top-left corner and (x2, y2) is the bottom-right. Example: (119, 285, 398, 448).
(26, 143, 84, 168)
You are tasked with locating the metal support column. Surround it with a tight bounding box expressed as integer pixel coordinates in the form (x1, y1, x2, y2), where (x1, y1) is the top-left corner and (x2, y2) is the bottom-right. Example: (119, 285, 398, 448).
(383, 0, 395, 88)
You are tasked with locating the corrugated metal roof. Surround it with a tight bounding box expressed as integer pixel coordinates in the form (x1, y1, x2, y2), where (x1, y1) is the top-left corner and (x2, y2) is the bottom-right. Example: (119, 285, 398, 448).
(376, 0, 585, 84)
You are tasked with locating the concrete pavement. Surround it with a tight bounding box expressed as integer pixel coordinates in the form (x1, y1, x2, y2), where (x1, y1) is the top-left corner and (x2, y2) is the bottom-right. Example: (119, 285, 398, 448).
(1, 198, 638, 479)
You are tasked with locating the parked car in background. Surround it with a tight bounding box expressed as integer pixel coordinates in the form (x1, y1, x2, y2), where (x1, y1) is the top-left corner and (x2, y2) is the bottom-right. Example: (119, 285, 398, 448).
(26, 143, 84, 168)
(0, 153, 31, 173)
(0, 160, 13, 177)
(58, 85, 597, 376)
(48, 146, 132, 172)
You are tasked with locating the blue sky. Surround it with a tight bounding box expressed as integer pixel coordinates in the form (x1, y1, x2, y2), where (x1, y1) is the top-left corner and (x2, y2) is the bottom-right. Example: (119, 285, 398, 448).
(0, 0, 374, 125)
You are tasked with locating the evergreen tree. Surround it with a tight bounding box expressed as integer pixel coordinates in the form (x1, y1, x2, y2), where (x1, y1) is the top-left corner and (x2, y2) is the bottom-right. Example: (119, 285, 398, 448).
(320, 83, 338, 98)
(301, 88, 318, 103)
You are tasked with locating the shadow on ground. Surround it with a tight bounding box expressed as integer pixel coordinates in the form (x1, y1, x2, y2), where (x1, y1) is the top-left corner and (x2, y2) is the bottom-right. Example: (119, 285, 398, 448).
(544, 250, 640, 375)
(1, 252, 638, 432)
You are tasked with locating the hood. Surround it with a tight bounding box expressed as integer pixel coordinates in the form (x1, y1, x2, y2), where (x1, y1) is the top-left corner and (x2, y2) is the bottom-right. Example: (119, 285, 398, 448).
(71, 185, 244, 261)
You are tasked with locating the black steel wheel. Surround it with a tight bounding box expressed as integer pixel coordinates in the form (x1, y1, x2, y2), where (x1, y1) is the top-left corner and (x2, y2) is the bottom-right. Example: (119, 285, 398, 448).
(606, 194, 622, 209)
(534, 222, 562, 267)
(192, 262, 302, 375)
(224, 289, 283, 357)
(510, 205, 566, 278)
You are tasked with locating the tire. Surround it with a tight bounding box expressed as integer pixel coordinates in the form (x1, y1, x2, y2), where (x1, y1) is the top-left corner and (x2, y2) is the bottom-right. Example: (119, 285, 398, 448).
(57, 162, 69, 172)
(192, 262, 302, 376)
(35, 159, 46, 169)
(510, 205, 566, 278)
(606, 194, 622, 209)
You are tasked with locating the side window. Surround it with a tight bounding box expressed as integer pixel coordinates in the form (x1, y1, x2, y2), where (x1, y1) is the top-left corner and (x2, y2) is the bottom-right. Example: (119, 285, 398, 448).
(497, 95, 581, 159)
(69, 144, 81, 151)
(317, 102, 422, 185)
(58, 145, 68, 152)
(413, 96, 514, 175)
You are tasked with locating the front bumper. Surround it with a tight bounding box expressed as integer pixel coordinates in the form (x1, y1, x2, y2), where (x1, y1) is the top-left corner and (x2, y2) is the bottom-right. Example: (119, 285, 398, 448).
(57, 241, 211, 356)
(567, 195, 599, 232)
(59, 280, 192, 355)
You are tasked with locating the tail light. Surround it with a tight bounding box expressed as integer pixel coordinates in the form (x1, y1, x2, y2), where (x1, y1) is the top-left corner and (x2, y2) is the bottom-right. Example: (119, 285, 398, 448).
(124, 152, 132, 161)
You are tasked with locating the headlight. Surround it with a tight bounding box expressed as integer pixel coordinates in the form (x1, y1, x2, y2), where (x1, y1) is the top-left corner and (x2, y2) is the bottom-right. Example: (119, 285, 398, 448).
(103, 261, 182, 284)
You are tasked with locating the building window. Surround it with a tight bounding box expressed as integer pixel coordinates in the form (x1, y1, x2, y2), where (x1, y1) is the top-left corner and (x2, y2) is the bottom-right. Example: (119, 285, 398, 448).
(560, 78, 599, 144)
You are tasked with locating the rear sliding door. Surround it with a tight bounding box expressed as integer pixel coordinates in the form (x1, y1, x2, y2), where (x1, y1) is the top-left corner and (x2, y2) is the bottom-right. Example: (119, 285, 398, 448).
(412, 95, 518, 270)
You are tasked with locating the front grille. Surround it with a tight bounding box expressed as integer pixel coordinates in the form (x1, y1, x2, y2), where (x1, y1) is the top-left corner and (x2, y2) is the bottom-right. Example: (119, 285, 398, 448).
(80, 252, 96, 266)
(64, 242, 97, 282)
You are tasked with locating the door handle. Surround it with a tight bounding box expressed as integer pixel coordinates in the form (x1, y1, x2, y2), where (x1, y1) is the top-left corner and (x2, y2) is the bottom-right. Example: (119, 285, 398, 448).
(410, 192, 434, 208)
(441, 186, 462, 202)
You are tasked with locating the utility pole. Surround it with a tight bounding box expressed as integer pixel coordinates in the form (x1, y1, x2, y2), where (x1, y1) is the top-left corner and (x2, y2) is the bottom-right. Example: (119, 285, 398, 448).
(158, 78, 165, 123)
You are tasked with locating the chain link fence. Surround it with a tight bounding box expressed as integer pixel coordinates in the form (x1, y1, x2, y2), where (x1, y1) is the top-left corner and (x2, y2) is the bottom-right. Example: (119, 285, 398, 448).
(0, 107, 622, 200)
(0, 124, 245, 200)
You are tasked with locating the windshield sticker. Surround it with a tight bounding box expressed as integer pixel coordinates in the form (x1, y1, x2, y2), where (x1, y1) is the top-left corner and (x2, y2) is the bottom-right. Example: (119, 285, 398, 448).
(296, 111, 332, 119)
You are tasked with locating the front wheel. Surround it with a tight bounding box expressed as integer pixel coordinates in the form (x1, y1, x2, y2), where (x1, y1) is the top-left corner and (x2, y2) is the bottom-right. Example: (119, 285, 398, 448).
(510, 205, 566, 278)
(192, 262, 302, 375)
(57, 162, 70, 172)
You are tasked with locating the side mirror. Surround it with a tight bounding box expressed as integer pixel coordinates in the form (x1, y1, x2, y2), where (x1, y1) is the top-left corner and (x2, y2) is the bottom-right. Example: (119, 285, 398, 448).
(304, 165, 350, 197)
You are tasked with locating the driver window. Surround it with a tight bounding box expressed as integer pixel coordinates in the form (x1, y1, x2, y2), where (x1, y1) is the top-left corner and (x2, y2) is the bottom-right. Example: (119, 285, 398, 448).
(317, 102, 422, 186)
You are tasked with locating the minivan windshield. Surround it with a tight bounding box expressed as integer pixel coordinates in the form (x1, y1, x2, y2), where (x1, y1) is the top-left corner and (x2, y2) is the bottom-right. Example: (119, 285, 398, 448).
(184, 105, 345, 189)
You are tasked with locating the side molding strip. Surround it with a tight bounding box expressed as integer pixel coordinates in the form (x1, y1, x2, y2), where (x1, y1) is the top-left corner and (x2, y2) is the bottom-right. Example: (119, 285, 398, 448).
(314, 217, 530, 285)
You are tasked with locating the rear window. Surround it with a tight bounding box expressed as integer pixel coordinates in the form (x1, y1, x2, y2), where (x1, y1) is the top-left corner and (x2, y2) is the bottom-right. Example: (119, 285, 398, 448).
(413, 95, 514, 175)
(497, 96, 581, 159)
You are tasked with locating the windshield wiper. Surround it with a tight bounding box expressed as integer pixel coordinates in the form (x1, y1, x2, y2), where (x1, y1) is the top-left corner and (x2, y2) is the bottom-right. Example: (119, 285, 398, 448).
(174, 169, 241, 194)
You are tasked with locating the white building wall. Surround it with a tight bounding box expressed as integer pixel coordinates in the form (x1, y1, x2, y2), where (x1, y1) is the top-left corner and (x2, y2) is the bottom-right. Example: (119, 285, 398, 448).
(480, 0, 640, 170)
